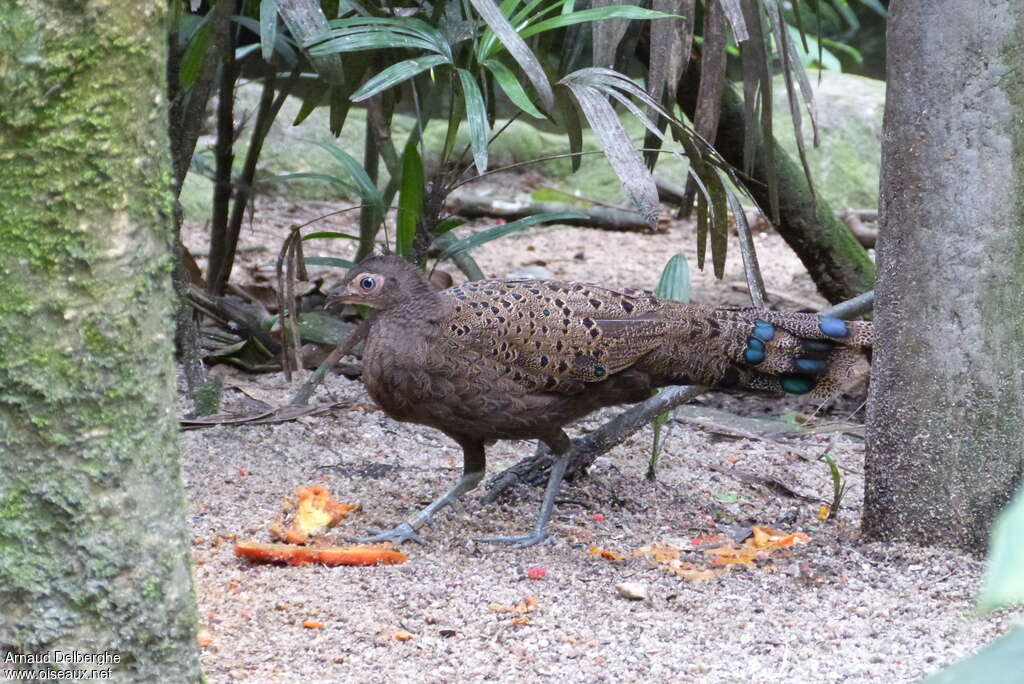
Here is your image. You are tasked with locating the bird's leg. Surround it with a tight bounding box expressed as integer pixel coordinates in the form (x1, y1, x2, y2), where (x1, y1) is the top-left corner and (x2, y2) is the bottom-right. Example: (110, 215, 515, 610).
(476, 430, 571, 548)
(356, 437, 485, 545)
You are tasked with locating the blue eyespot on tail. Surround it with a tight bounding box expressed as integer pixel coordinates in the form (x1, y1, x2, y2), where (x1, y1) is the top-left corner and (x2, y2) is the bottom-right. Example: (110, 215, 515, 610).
(794, 358, 829, 374)
(818, 316, 849, 338)
(780, 374, 815, 395)
(744, 338, 766, 364)
(752, 320, 775, 342)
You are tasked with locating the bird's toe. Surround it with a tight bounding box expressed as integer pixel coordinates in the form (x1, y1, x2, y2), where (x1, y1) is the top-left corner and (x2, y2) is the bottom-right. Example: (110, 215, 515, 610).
(475, 530, 553, 549)
(353, 522, 425, 545)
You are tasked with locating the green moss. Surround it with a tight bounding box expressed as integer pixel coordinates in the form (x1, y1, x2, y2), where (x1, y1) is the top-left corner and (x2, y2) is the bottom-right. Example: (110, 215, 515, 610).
(0, 490, 27, 520)
(191, 380, 223, 416)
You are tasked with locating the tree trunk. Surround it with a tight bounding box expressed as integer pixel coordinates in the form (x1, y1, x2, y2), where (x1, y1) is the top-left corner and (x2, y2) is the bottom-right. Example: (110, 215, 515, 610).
(0, 2, 201, 678)
(863, 0, 1024, 552)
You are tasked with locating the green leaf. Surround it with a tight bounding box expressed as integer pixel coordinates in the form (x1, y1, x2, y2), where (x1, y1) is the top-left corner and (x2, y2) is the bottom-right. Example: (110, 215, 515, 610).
(179, 21, 211, 88)
(856, 0, 888, 17)
(457, 68, 490, 173)
(397, 140, 425, 260)
(560, 73, 659, 227)
(924, 628, 1024, 684)
(554, 89, 583, 173)
(978, 486, 1024, 611)
(310, 142, 384, 208)
(351, 54, 451, 102)
(434, 218, 467, 235)
(259, 0, 278, 62)
(231, 15, 297, 64)
(655, 254, 691, 303)
(302, 231, 360, 241)
(292, 87, 326, 126)
(312, 29, 440, 55)
(483, 58, 545, 119)
(304, 256, 357, 269)
(312, 17, 450, 57)
(435, 212, 585, 262)
(329, 84, 351, 136)
(469, 0, 554, 112)
(520, 6, 673, 40)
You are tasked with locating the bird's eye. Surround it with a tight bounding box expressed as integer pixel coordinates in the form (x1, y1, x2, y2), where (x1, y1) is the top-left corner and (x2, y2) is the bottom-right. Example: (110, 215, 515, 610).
(359, 276, 376, 290)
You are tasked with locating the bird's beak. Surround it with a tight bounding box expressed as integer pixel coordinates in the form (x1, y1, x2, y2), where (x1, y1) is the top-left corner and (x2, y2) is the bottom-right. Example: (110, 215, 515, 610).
(324, 280, 361, 309)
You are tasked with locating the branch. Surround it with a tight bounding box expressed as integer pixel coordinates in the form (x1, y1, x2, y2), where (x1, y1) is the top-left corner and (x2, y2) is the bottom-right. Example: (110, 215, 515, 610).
(448, 196, 662, 233)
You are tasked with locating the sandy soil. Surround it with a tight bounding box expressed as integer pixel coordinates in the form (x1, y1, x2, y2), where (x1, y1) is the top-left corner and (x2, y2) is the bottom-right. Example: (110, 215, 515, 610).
(181, 189, 1020, 682)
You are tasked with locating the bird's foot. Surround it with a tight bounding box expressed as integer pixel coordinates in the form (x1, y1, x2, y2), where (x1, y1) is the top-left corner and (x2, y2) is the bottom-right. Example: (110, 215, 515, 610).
(352, 522, 425, 545)
(475, 530, 552, 549)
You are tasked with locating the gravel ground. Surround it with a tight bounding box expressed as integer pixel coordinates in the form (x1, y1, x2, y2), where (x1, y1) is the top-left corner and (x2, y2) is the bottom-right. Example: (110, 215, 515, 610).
(181, 192, 1021, 682)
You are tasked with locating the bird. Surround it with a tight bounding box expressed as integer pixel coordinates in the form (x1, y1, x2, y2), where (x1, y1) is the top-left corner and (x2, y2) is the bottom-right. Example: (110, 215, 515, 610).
(327, 255, 872, 547)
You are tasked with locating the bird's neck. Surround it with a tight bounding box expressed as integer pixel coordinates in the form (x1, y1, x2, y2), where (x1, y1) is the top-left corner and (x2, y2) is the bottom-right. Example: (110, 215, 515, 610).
(374, 285, 449, 337)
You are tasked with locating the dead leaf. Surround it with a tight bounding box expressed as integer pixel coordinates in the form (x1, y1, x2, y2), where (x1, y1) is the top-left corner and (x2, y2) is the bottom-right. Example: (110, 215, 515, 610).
(588, 545, 626, 561)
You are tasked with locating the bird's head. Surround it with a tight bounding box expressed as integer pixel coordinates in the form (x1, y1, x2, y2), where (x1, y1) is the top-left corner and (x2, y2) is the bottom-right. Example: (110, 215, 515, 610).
(325, 255, 433, 312)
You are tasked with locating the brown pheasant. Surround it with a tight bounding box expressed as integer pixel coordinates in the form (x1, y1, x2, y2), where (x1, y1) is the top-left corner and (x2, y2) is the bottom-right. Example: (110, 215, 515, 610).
(328, 255, 871, 546)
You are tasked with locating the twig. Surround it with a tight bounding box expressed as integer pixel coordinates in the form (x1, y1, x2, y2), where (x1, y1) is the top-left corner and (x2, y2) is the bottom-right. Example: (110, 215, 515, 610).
(290, 319, 370, 406)
(187, 285, 279, 354)
(840, 210, 878, 249)
(276, 227, 305, 381)
(821, 290, 874, 319)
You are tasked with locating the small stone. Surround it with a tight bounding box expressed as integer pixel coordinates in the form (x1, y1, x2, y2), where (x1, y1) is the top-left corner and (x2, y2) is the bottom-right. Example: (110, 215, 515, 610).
(507, 265, 552, 280)
(615, 582, 649, 601)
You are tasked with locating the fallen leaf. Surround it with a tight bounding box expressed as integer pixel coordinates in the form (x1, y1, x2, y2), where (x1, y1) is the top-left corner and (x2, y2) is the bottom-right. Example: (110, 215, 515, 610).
(510, 617, 530, 626)
(689, 533, 730, 548)
(633, 543, 682, 563)
(588, 545, 626, 561)
(393, 630, 413, 641)
(491, 596, 539, 614)
(747, 525, 810, 550)
(665, 565, 719, 583)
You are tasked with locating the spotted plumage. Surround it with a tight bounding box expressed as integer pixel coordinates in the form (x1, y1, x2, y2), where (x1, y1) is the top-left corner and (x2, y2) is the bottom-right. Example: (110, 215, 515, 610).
(328, 255, 872, 546)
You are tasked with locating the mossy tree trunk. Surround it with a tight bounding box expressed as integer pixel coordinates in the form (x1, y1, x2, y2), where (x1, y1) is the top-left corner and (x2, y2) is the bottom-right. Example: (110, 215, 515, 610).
(0, 2, 201, 679)
(863, 0, 1024, 551)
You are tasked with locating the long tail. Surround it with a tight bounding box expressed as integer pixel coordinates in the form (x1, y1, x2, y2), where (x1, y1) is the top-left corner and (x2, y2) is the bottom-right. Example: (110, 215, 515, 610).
(645, 306, 872, 399)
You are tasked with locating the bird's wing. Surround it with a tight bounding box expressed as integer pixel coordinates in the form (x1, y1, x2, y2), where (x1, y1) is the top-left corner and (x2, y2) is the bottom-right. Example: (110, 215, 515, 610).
(442, 279, 674, 394)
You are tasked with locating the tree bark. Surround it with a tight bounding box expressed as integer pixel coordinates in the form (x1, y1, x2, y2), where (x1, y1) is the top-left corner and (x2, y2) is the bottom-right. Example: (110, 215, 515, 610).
(863, 0, 1024, 551)
(0, 2, 201, 678)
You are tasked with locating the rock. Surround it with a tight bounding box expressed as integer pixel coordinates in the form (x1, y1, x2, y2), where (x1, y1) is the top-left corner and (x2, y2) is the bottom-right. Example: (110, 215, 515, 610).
(507, 264, 552, 280)
(615, 582, 649, 601)
(773, 72, 885, 211)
